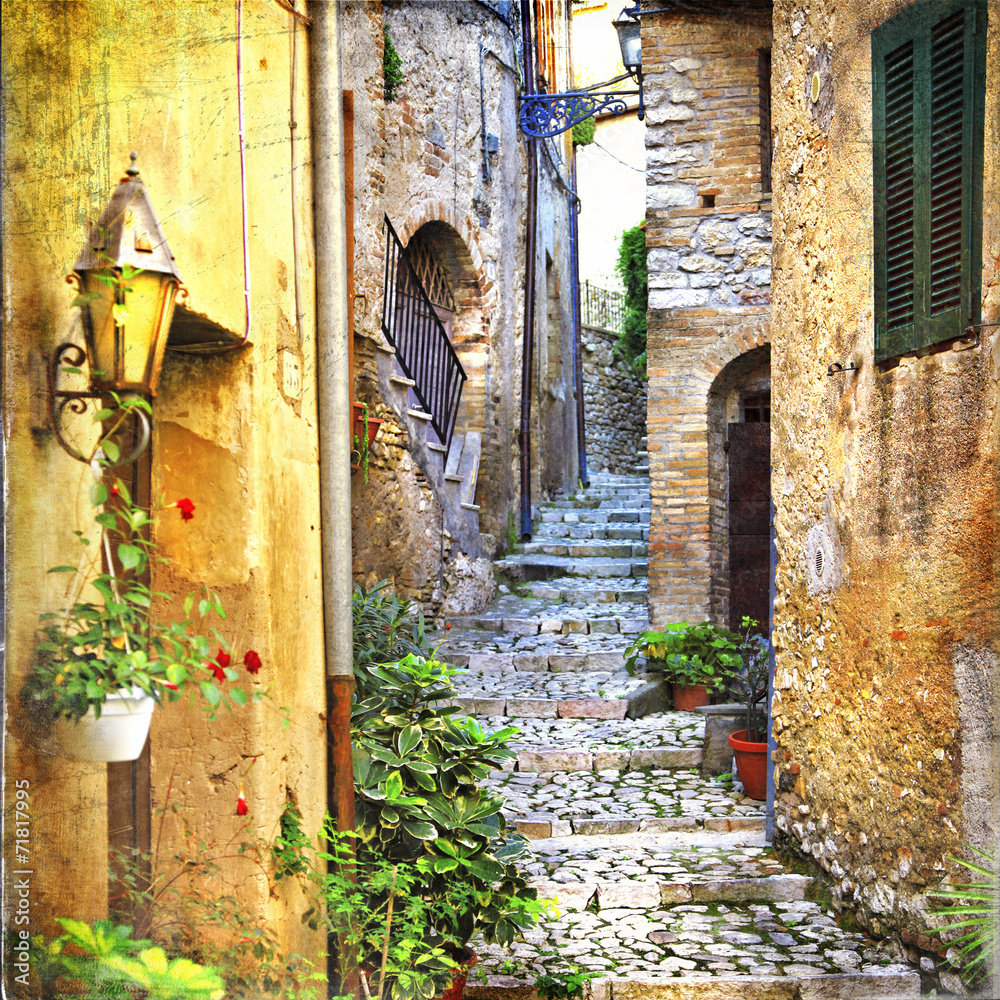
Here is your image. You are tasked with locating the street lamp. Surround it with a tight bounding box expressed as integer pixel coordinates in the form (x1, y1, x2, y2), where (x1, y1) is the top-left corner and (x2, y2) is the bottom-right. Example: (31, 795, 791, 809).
(50, 153, 184, 464)
(518, 6, 644, 139)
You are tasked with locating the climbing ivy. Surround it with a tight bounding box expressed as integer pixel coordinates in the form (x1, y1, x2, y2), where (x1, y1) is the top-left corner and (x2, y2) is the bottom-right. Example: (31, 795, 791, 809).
(613, 221, 648, 377)
(383, 26, 404, 103)
(570, 116, 595, 146)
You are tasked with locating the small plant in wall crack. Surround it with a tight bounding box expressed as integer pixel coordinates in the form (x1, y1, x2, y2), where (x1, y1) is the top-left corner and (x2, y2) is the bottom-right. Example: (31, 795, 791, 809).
(383, 26, 404, 102)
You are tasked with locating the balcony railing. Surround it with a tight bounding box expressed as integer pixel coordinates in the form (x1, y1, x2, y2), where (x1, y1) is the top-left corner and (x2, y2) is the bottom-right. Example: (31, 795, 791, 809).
(381, 216, 467, 448)
(581, 280, 626, 333)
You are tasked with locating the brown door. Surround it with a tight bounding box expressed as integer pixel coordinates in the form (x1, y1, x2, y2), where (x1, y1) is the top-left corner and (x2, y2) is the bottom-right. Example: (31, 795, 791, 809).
(728, 421, 770, 632)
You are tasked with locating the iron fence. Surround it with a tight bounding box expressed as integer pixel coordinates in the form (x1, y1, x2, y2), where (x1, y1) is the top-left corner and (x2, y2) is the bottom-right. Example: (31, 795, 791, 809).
(581, 281, 626, 333)
(381, 216, 467, 448)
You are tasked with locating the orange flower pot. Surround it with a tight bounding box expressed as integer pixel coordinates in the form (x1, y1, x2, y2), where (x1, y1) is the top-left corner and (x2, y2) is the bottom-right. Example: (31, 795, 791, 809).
(728, 728, 768, 801)
(672, 683, 711, 711)
(437, 949, 477, 1000)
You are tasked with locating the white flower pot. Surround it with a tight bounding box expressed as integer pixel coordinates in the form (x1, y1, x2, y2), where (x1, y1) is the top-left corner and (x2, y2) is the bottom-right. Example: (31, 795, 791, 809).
(52, 687, 156, 762)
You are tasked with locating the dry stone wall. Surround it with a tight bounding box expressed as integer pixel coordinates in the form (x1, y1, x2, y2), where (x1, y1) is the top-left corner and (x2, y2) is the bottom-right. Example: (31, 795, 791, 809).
(769, 0, 999, 983)
(581, 324, 647, 476)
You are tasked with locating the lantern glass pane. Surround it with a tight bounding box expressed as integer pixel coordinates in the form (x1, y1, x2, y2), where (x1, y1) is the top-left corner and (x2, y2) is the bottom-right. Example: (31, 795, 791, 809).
(615, 18, 642, 72)
(82, 272, 119, 386)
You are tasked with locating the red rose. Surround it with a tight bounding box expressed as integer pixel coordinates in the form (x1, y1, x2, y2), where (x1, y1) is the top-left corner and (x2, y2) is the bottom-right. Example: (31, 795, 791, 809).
(236, 791, 248, 816)
(174, 498, 195, 521)
(243, 650, 262, 674)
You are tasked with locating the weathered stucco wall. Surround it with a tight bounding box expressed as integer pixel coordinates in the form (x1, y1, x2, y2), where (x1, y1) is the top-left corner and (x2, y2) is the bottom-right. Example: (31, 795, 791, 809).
(2, 0, 327, 978)
(769, 0, 1000, 975)
(643, 9, 773, 629)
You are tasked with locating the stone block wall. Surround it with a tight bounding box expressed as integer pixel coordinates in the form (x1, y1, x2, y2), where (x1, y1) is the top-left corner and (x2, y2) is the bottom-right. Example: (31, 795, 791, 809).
(769, 0, 999, 976)
(341, 1, 577, 607)
(642, 8, 772, 629)
(581, 324, 647, 476)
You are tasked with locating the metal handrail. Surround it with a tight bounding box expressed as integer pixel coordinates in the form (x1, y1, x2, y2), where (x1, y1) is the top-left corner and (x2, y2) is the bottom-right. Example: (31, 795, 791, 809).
(381, 216, 467, 447)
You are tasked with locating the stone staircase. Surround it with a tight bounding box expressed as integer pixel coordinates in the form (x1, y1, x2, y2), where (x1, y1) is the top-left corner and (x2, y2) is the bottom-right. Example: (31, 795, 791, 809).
(371, 338, 484, 556)
(432, 473, 921, 1000)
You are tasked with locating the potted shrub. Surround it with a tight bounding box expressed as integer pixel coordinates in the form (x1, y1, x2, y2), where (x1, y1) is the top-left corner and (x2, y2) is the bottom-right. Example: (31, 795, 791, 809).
(624, 621, 741, 710)
(352, 402, 384, 482)
(350, 653, 543, 997)
(726, 617, 771, 800)
(22, 422, 265, 762)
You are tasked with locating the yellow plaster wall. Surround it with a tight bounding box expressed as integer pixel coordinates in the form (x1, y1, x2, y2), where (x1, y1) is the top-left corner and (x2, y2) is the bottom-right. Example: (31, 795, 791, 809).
(3, 0, 327, 981)
(770, 0, 999, 950)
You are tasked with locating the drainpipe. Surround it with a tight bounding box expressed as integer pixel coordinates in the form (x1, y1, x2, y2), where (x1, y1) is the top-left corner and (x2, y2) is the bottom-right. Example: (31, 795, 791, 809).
(309, 0, 355, 836)
(569, 150, 588, 489)
(519, 0, 538, 542)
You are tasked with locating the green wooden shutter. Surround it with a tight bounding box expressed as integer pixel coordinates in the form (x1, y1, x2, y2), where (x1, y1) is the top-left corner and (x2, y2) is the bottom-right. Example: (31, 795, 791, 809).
(872, 0, 985, 362)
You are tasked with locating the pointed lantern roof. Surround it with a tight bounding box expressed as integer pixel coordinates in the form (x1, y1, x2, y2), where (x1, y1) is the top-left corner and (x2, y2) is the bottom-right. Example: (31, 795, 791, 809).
(74, 152, 183, 282)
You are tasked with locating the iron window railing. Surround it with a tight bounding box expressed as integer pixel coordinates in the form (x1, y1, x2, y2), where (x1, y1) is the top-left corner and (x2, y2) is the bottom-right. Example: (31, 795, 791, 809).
(381, 216, 467, 448)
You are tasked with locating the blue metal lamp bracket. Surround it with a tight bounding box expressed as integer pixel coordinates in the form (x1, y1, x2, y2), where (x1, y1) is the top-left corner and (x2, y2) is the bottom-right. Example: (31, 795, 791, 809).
(518, 78, 643, 139)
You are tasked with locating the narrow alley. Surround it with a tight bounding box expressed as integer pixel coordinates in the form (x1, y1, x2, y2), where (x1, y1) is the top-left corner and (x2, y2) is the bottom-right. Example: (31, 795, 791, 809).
(436, 471, 921, 997)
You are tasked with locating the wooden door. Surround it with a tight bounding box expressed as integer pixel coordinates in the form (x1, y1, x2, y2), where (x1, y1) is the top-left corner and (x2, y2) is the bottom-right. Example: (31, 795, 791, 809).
(728, 421, 770, 633)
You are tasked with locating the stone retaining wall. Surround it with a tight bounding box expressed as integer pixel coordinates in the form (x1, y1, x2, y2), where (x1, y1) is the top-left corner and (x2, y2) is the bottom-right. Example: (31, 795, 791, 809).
(582, 324, 647, 476)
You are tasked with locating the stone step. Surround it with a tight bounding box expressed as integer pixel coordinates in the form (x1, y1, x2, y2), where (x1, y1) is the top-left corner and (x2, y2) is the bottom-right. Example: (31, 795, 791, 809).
(519, 541, 649, 559)
(444, 612, 648, 636)
(520, 578, 649, 604)
(536, 523, 648, 541)
(501, 713, 703, 768)
(496, 556, 649, 581)
(538, 509, 650, 525)
(487, 767, 766, 839)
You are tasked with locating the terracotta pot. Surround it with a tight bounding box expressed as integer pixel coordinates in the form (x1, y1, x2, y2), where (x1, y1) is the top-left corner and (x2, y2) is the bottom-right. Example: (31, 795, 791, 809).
(51, 687, 155, 762)
(437, 949, 477, 1000)
(728, 728, 768, 801)
(671, 683, 711, 711)
(351, 402, 383, 472)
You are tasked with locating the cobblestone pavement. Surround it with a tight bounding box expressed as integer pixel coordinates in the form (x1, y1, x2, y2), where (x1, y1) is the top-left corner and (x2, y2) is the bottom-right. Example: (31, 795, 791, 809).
(432, 474, 920, 998)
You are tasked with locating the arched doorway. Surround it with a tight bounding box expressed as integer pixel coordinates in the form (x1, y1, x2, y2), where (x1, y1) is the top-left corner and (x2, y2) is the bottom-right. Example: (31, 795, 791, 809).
(707, 345, 771, 631)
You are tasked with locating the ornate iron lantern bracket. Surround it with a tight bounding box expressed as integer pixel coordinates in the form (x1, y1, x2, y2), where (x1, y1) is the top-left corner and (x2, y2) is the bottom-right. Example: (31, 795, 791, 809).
(518, 82, 643, 138)
(47, 341, 151, 466)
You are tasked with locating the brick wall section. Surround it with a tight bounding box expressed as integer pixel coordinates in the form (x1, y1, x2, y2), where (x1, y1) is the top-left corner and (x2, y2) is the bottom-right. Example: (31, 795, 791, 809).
(581, 324, 648, 475)
(646, 308, 769, 625)
(642, 9, 772, 629)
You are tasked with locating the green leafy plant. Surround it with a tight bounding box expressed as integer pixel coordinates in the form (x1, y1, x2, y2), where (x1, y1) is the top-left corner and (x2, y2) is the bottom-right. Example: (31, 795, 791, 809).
(536, 963, 597, 1000)
(728, 617, 770, 742)
(37, 918, 225, 1000)
(613, 221, 647, 376)
(383, 26, 404, 102)
(927, 845, 999, 985)
(352, 579, 430, 698)
(22, 406, 266, 725)
(352, 652, 543, 953)
(307, 824, 461, 1000)
(570, 116, 595, 146)
(624, 621, 741, 691)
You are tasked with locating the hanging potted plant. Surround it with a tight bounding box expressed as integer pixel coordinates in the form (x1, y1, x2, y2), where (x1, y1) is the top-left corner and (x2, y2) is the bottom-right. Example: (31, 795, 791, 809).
(21, 399, 266, 762)
(727, 617, 771, 800)
(624, 621, 741, 710)
(352, 402, 384, 482)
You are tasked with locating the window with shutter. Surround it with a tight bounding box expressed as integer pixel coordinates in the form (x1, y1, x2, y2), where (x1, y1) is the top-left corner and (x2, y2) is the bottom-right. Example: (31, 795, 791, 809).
(872, 0, 986, 362)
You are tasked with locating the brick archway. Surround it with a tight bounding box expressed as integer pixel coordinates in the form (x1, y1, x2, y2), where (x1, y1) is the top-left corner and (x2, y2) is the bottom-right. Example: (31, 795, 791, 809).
(647, 309, 770, 628)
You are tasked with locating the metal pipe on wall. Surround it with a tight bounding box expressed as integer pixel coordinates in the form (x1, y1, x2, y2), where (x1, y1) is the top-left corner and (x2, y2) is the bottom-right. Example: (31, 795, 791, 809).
(519, 0, 538, 542)
(308, 0, 355, 835)
(569, 152, 588, 489)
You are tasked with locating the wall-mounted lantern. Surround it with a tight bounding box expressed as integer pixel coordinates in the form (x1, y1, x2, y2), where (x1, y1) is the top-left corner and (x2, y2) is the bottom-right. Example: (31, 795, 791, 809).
(518, 6, 645, 139)
(50, 153, 184, 463)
